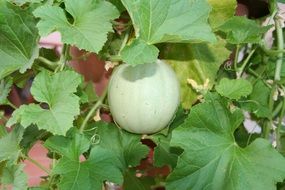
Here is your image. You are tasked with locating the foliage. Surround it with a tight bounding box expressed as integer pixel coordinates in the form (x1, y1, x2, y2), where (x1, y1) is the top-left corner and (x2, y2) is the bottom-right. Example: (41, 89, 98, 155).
(1, 0, 285, 189)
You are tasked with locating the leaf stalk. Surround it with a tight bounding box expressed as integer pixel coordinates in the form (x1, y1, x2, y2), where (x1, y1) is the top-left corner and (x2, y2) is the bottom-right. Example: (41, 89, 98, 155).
(79, 87, 108, 133)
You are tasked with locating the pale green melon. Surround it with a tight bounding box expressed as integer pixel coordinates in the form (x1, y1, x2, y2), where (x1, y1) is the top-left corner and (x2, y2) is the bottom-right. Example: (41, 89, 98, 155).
(108, 60, 180, 134)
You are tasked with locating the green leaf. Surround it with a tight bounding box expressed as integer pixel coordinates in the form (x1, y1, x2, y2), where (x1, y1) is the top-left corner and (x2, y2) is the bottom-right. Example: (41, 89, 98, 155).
(0, 1, 39, 79)
(218, 16, 272, 44)
(166, 93, 285, 190)
(33, 0, 119, 53)
(8, 0, 43, 6)
(234, 125, 260, 148)
(122, 0, 215, 44)
(108, 0, 125, 13)
(0, 125, 8, 138)
(120, 0, 216, 65)
(77, 81, 98, 104)
(93, 122, 149, 169)
(123, 169, 155, 190)
(0, 163, 27, 190)
(0, 78, 13, 105)
(44, 132, 90, 161)
(121, 39, 159, 65)
(278, 132, 285, 156)
(240, 80, 271, 118)
(45, 133, 123, 190)
(7, 71, 81, 136)
(208, 0, 236, 29)
(160, 37, 231, 109)
(99, 33, 125, 60)
(150, 107, 187, 168)
(215, 78, 253, 100)
(20, 125, 46, 154)
(0, 126, 24, 164)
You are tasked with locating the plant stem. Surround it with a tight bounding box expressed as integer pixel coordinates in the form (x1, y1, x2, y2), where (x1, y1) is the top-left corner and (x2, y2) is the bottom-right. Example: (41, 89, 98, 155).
(269, 15, 285, 144)
(234, 44, 240, 71)
(262, 47, 285, 56)
(7, 101, 18, 110)
(264, 84, 277, 139)
(37, 56, 57, 67)
(276, 97, 285, 149)
(274, 17, 284, 81)
(79, 87, 108, 133)
(109, 55, 123, 62)
(236, 48, 256, 78)
(101, 103, 110, 111)
(56, 44, 70, 72)
(119, 29, 130, 54)
(272, 101, 283, 118)
(23, 155, 50, 175)
(248, 68, 261, 78)
(1, 115, 8, 122)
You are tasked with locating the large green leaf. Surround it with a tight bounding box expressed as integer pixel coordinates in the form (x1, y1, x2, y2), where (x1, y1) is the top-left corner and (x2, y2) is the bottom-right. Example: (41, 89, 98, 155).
(0, 1, 39, 79)
(218, 16, 272, 44)
(0, 163, 27, 190)
(7, 71, 81, 135)
(160, 38, 230, 109)
(0, 126, 24, 164)
(215, 78, 253, 100)
(45, 133, 123, 190)
(120, 0, 216, 65)
(208, 0, 236, 29)
(33, 0, 119, 53)
(166, 93, 285, 190)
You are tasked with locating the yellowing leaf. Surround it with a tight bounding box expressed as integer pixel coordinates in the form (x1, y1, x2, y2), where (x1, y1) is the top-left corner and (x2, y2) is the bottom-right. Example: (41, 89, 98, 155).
(208, 0, 237, 29)
(160, 38, 230, 109)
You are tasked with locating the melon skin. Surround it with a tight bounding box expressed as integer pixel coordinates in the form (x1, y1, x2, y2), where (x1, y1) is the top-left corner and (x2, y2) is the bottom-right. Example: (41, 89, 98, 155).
(108, 60, 180, 134)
